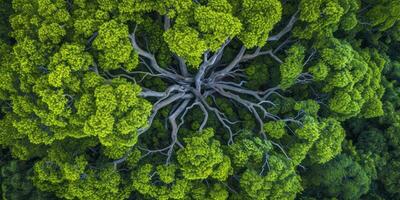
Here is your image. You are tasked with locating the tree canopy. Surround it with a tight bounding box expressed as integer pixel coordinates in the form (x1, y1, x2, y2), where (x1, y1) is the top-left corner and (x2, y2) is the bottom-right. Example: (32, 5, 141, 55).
(0, 0, 399, 199)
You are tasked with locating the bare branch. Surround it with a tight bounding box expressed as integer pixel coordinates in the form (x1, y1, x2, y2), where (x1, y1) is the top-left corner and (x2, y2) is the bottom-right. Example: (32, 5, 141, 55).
(197, 102, 208, 131)
(270, 141, 291, 160)
(212, 85, 282, 139)
(139, 89, 168, 98)
(296, 72, 314, 84)
(267, 10, 299, 42)
(91, 62, 99, 75)
(260, 153, 270, 175)
(164, 15, 171, 31)
(266, 50, 283, 64)
(129, 33, 192, 83)
(241, 47, 261, 61)
(138, 92, 192, 135)
(195, 39, 231, 92)
(174, 55, 190, 76)
(105, 71, 136, 84)
(86, 31, 98, 48)
(273, 37, 292, 53)
(165, 99, 190, 164)
(215, 83, 264, 101)
(303, 49, 316, 66)
(111, 25, 303, 165)
(211, 46, 246, 80)
(191, 88, 238, 144)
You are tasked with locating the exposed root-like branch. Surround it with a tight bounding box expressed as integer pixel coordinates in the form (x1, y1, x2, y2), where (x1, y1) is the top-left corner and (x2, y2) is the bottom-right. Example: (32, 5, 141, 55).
(296, 72, 314, 84)
(138, 91, 192, 136)
(211, 46, 246, 81)
(165, 99, 190, 163)
(112, 15, 308, 165)
(164, 15, 171, 31)
(174, 54, 189, 76)
(129, 32, 193, 83)
(268, 10, 299, 42)
(260, 153, 270, 176)
(196, 39, 231, 92)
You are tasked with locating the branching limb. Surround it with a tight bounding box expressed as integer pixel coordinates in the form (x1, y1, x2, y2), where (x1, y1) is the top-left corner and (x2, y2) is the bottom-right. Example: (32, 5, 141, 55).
(215, 83, 269, 103)
(221, 182, 239, 194)
(261, 86, 282, 99)
(138, 92, 192, 135)
(241, 48, 283, 64)
(86, 31, 98, 48)
(120, 21, 311, 166)
(120, 67, 165, 80)
(266, 50, 283, 64)
(164, 15, 171, 30)
(135, 100, 190, 164)
(105, 71, 136, 84)
(303, 49, 316, 66)
(237, 43, 288, 70)
(215, 80, 247, 88)
(267, 10, 299, 42)
(270, 141, 291, 160)
(273, 37, 293, 53)
(190, 88, 237, 144)
(197, 102, 209, 131)
(195, 39, 231, 92)
(241, 47, 261, 61)
(139, 89, 169, 98)
(211, 46, 246, 81)
(296, 72, 314, 84)
(177, 101, 199, 130)
(129, 33, 192, 83)
(139, 57, 155, 74)
(213, 86, 277, 138)
(283, 118, 303, 126)
(165, 99, 190, 164)
(215, 86, 278, 120)
(174, 55, 190, 76)
(260, 153, 270, 176)
(91, 62, 99, 75)
(138, 146, 171, 160)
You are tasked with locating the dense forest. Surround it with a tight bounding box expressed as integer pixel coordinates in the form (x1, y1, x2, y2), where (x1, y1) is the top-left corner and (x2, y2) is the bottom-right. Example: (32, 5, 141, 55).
(0, 0, 399, 199)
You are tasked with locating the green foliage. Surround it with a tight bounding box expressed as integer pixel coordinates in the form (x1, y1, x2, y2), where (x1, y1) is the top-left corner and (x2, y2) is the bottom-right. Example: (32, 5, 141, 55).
(226, 136, 272, 168)
(0, 159, 55, 199)
(264, 120, 286, 139)
(279, 44, 305, 89)
(0, 0, 398, 199)
(93, 20, 138, 71)
(194, 4, 242, 51)
(62, 167, 130, 200)
(245, 62, 270, 89)
(0, 0, 13, 43)
(309, 38, 385, 120)
(294, 100, 320, 116)
(235, 0, 282, 47)
(295, 0, 359, 39)
(177, 128, 232, 181)
(303, 154, 371, 200)
(164, 27, 207, 67)
(308, 62, 329, 81)
(47, 43, 93, 87)
(308, 118, 345, 164)
(239, 155, 302, 200)
(131, 163, 193, 200)
(156, 164, 177, 184)
(365, 0, 400, 31)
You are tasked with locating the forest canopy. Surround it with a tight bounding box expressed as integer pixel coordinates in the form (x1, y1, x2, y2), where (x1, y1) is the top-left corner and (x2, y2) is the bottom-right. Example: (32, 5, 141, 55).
(0, 0, 400, 199)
